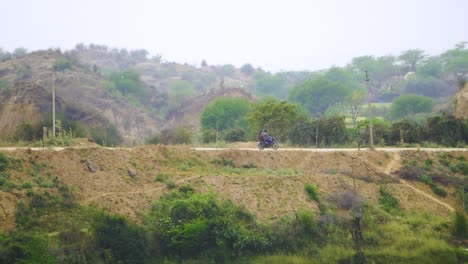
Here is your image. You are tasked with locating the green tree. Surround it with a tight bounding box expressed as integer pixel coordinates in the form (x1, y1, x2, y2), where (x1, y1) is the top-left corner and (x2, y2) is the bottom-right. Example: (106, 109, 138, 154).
(288, 77, 350, 118)
(109, 69, 148, 97)
(348, 55, 400, 82)
(426, 115, 468, 146)
(441, 42, 468, 74)
(220, 64, 236, 77)
(253, 74, 288, 98)
(388, 94, 433, 120)
(201, 98, 252, 136)
(402, 74, 448, 98)
(13, 47, 28, 58)
(246, 98, 299, 141)
(418, 56, 444, 77)
(52, 58, 72, 72)
(240, 63, 255, 76)
(399, 49, 426, 73)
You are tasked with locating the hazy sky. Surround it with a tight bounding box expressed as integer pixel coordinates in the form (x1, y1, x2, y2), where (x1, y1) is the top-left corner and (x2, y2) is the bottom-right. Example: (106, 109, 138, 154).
(2, 0, 467, 72)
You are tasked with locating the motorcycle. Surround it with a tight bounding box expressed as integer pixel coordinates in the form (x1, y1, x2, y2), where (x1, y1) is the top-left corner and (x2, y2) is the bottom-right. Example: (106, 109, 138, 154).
(258, 137, 279, 150)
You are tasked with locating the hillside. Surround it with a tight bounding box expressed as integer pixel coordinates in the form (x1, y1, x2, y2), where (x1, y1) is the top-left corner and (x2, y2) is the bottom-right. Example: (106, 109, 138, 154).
(1, 146, 465, 232)
(0, 44, 466, 147)
(455, 82, 468, 118)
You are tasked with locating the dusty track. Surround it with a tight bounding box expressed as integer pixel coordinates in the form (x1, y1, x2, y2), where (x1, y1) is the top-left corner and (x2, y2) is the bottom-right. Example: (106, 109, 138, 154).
(383, 152, 454, 212)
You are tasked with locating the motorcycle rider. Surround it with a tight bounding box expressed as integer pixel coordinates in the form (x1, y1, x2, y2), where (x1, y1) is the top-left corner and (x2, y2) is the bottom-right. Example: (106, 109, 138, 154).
(261, 129, 273, 145)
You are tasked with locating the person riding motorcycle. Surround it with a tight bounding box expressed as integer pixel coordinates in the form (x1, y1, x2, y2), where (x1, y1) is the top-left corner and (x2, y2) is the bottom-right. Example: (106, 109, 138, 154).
(260, 129, 273, 146)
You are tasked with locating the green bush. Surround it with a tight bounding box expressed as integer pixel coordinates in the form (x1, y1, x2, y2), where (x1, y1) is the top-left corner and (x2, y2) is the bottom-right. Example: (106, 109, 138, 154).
(146, 190, 268, 260)
(304, 184, 320, 202)
(431, 184, 447, 197)
(456, 161, 468, 175)
(223, 127, 247, 142)
(0, 153, 9, 172)
(0, 232, 56, 264)
(378, 186, 401, 214)
(93, 214, 151, 264)
(53, 58, 72, 71)
(420, 174, 433, 185)
(453, 210, 468, 239)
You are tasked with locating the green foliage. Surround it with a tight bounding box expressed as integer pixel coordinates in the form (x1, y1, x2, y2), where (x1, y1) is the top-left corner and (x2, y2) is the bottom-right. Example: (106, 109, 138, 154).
(399, 49, 426, 72)
(14, 122, 40, 142)
(0, 79, 11, 96)
(168, 79, 195, 98)
(456, 161, 468, 175)
(0, 152, 9, 172)
(201, 97, 252, 136)
(304, 184, 320, 202)
(93, 214, 151, 264)
(418, 56, 444, 77)
(90, 124, 122, 146)
(420, 174, 433, 185)
(388, 94, 433, 120)
(288, 76, 350, 118)
(146, 133, 162, 145)
(247, 98, 299, 141)
(52, 58, 72, 72)
(15, 64, 32, 80)
(0, 232, 56, 264)
(240, 63, 255, 76)
(431, 185, 447, 198)
(453, 210, 468, 239)
(109, 69, 148, 98)
(253, 74, 288, 98)
(378, 186, 401, 214)
(161, 126, 193, 145)
(219, 64, 236, 77)
(223, 127, 247, 142)
(146, 190, 268, 260)
(426, 115, 468, 147)
(402, 74, 447, 98)
(348, 55, 401, 81)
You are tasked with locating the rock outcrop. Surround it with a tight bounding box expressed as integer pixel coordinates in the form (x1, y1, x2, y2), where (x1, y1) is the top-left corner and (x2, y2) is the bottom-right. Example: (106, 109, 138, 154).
(454, 82, 468, 118)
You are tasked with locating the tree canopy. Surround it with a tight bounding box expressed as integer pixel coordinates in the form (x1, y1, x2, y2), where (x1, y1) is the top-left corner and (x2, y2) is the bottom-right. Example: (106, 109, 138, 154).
(388, 94, 434, 120)
(288, 77, 350, 118)
(200, 97, 252, 132)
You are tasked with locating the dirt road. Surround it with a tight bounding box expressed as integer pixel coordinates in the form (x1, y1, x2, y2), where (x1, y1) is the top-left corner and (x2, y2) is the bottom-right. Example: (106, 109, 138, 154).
(0, 146, 465, 152)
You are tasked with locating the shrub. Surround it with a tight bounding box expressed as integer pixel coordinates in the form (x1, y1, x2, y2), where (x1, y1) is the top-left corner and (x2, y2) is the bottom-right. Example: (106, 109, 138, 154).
(305, 184, 320, 202)
(0, 153, 9, 172)
(456, 161, 468, 175)
(378, 186, 401, 214)
(400, 165, 423, 180)
(223, 127, 247, 142)
(453, 210, 468, 239)
(431, 184, 447, 197)
(145, 133, 161, 145)
(93, 214, 151, 264)
(147, 191, 268, 259)
(53, 58, 72, 71)
(161, 126, 193, 145)
(420, 174, 433, 185)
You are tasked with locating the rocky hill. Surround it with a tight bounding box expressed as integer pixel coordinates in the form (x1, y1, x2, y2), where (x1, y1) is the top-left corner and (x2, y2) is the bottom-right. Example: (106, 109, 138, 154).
(454, 82, 468, 118)
(0, 49, 260, 144)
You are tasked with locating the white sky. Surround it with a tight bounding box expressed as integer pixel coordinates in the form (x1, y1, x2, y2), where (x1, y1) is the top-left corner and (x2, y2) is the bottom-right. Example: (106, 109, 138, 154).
(1, 0, 467, 72)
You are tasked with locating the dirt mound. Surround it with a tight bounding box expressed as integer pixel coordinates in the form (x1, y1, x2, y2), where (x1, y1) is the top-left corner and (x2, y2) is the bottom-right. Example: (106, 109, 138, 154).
(0, 146, 463, 232)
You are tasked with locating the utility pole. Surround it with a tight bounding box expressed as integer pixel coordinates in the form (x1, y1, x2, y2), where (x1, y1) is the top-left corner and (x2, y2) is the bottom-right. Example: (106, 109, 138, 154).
(366, 70, 373, 149)
(52, 70, 56, 137)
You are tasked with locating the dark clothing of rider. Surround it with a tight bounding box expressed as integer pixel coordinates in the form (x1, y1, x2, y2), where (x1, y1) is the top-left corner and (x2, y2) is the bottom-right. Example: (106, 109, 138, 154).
(261, 130, 273, 145)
